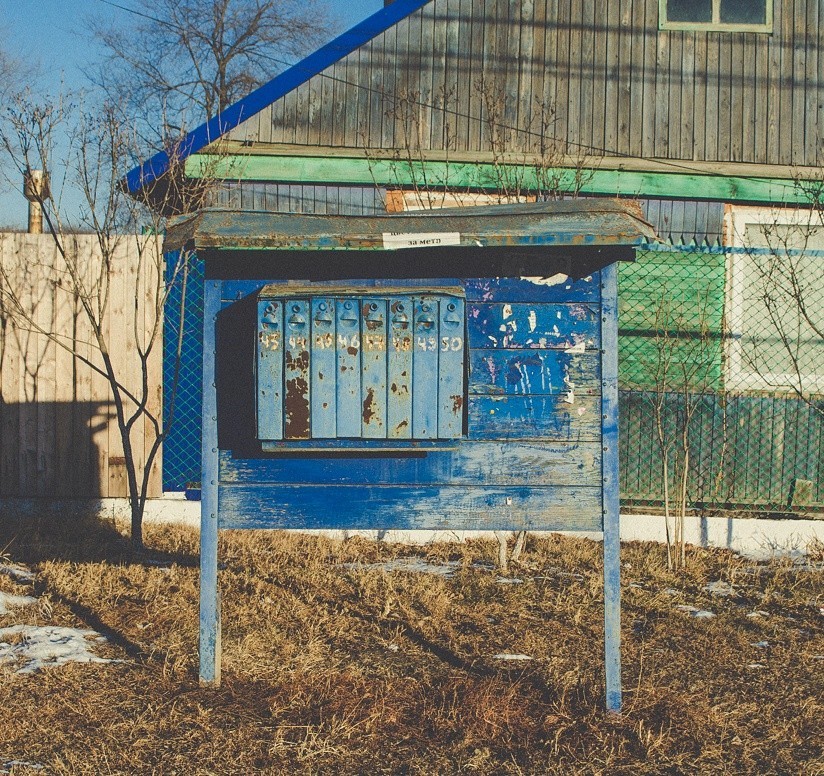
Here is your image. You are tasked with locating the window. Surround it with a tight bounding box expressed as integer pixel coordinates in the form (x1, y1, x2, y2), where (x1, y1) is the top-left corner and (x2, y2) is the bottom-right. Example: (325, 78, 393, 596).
(724, 206, 824, 393)
(660, 0, 772, 32)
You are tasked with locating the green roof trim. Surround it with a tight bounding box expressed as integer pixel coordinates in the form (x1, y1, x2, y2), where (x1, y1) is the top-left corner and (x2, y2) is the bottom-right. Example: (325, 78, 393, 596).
(187, 153, 815, 206)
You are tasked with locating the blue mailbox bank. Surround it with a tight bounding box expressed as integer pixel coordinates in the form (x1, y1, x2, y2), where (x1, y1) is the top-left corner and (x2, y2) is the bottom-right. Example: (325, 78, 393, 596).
(164, 201, 654, 711)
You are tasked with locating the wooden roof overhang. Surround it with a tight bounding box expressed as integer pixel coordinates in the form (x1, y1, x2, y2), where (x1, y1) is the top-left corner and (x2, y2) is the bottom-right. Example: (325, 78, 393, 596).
(164, 200, 656, 279)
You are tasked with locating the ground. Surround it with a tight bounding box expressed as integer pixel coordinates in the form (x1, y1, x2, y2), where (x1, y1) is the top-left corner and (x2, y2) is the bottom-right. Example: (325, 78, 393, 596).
(0, 513, 822, 775)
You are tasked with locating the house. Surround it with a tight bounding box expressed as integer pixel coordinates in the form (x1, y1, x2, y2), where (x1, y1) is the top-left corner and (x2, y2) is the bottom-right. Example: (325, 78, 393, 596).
(129, 0, 824, 512)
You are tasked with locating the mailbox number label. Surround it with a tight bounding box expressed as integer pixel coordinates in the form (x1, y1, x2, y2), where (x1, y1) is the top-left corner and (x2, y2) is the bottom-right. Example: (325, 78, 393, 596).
(416, 336, 463, 352)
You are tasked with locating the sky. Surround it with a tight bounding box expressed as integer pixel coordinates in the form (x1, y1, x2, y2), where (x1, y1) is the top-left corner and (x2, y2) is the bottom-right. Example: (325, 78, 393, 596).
(0, 0, 384, 228)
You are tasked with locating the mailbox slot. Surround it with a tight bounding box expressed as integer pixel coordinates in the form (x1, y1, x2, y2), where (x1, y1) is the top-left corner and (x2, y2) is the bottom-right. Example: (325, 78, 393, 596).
(256, 286, 465, 447)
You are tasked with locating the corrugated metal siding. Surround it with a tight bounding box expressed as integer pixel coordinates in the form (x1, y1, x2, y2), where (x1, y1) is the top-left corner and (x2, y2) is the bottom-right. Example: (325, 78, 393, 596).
(620, 390, 824, 508)
(210, 183, 388, 215)
(226, 0, 823, 167)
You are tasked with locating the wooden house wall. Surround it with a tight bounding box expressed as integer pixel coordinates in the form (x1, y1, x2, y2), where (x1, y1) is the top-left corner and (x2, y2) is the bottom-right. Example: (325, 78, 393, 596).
(226, 0, 824, 168)
(213, 275, 606, 532)
(0, 233, 163, 499)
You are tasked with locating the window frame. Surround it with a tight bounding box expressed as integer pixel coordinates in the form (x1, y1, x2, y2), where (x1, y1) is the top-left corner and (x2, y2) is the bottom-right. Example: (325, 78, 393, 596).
(659, 0, 773, 33)
(723, 205, 824, 393)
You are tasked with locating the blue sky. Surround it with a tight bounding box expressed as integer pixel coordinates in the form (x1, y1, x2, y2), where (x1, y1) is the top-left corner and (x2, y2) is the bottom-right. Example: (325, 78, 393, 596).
(1, 0, 384, 227)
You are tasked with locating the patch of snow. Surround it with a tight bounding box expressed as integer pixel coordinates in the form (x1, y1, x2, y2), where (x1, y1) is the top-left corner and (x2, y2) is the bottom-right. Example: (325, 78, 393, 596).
(1, 762, 45, 774)
(746, 663, 766, 670)
(663, 588, 681, 596)
(0, 592, 37, 616)
(676, 605, 716, 619)
(0, 625, 115, 674)
(751, 641, 770, 648)
(705, 580, 736, 597)
(496, 577, 524, 585)
(747, 610, 770, 618)
(386, 643, 399, 652)
(342, 558, 460, 578)
(0, 564, 35, 585)
(493, 653, 532, 661)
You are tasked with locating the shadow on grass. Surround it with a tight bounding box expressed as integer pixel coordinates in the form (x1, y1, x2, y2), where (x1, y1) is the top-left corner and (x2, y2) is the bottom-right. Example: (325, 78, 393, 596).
(0, 509, 199, 569)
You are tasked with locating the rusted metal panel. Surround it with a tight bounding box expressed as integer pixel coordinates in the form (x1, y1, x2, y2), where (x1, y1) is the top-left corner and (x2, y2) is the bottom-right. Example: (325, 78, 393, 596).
(412, 297, 439, 438)
(387, 295, 413, 439)
(437, 295, 465, 438)
(256, 298, 283, 440)
(283, 300, 311, 439)
(311, 298, 337, 438)
(336, 298, 362, 437)
(257, 287, 466, 442)
(361, 298, 388, 438)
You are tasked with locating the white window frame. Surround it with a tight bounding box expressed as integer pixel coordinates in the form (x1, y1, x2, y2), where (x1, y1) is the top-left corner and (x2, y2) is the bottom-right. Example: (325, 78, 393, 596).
(724, 205, 824, 393)
(659, 0, 773, 33)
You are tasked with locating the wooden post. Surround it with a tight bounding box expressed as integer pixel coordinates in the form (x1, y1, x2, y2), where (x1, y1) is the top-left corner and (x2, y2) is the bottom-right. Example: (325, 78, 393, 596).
(600, 262, 622, 712)
(199, 278, 222, 685)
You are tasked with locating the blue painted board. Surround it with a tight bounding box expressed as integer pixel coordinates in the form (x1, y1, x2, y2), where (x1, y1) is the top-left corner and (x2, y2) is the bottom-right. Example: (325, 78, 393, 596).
(387, 296, 413, 439)
(438, 296, 465, 437)
(412, 298, 439, 438)
(463, 275, 599, 303)
(336, 299, 362, 437)
(469, 349, 600, 396)
(468, 394, 602, 440)
(218, 484, 604, 532)
(361, 298, 388, 438)
(311, 298, 337, 437)
(468, 303, 600, 349)
(219, 442, 602, 486)
(256, 298, 283, 440)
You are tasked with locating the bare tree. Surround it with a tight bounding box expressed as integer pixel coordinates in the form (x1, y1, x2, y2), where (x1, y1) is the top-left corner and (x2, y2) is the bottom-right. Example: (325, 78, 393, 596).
(0, 92, 210, 548)
(643, 285, 724, 571)
(90, 0, 336, 142)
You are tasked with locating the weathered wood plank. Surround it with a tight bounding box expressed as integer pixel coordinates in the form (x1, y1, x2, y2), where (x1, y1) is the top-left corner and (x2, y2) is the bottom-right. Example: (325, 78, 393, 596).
(468, 302, 600, 350)
(463, 275, 600, 303)
(469, 348, 600, 395)
(219, 440, 603, 487)
(218, 483, 604, 532)
(467, 393, 601, 440)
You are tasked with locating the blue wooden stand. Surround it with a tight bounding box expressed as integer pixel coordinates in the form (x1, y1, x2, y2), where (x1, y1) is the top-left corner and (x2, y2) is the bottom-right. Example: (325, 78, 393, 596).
(176, 203, 654, 711)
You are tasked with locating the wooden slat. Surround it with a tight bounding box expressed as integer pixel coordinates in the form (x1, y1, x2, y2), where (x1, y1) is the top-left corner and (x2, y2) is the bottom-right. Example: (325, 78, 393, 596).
(219, 483, 604, 532)
(467, 302, 600, 350)
(219, 441, 603, 487)
(469, 348, 600, 395)
(468, 393, 602, 440)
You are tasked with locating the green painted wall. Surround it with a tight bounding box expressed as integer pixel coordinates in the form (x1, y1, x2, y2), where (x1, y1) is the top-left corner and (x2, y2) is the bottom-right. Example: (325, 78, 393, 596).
(618, 249, 727, 392)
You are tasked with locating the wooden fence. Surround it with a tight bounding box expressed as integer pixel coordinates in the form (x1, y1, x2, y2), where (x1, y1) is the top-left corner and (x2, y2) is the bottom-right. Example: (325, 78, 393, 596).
(0, 232, 163, 499)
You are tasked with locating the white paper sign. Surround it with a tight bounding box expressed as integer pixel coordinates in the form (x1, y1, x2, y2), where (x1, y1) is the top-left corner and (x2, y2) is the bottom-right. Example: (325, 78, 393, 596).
(382, 231, 461, 250)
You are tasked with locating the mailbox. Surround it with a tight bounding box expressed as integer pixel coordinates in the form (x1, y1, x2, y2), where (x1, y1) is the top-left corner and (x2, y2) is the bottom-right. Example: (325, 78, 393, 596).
(256, 287, 465, 447)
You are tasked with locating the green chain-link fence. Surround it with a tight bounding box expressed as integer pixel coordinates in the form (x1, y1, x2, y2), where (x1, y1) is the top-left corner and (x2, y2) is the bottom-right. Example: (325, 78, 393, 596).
(619, 234, 824, 515)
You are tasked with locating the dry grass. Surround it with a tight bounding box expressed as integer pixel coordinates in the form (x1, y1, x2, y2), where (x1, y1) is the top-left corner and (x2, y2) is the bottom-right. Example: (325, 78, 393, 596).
(0, 512, 822, 775)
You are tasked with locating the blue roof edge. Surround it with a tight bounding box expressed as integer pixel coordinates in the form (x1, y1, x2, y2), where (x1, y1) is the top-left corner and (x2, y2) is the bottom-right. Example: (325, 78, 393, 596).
(125, 0, 432, 194)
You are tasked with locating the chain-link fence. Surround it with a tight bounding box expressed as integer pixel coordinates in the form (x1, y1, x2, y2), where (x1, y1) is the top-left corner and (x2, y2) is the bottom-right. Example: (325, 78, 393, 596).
(161, 203, 824, 515)
(619, 236, 824, 515)
(163, 257, 204, 492)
